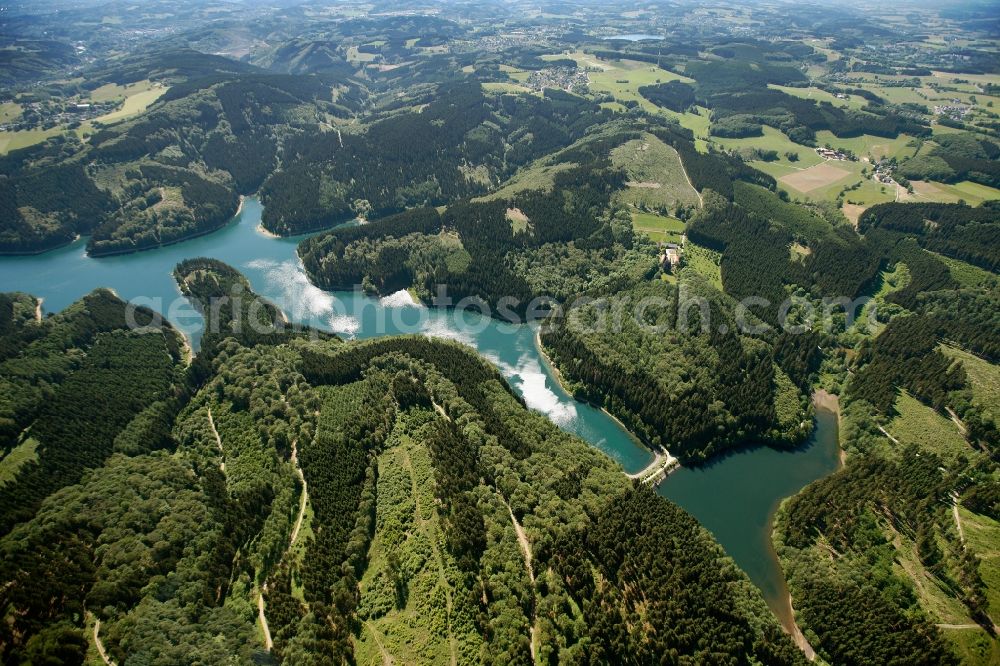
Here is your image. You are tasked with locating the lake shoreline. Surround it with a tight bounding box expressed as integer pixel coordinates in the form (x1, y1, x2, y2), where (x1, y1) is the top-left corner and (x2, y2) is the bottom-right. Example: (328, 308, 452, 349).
(533, 325, 662, 469)
(812, 388, 844, 466)
(768, 392, 842, 659)
(85, 196, 247, 259)
(256, 224, 280, 239)
(0, 194, 841, 642)
(86, 217, 240, 258)
(0, 234, 81, 257)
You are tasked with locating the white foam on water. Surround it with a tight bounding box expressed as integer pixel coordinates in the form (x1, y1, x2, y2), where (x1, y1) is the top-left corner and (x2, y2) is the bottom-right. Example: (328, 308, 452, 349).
(329, 314, 361, 337)
(509, 356, 577, 426)
(420, 318, 474, 345)
(246, 258, 359, 335)
(484, 348, 576, 426)
(380, 289, 422, 308)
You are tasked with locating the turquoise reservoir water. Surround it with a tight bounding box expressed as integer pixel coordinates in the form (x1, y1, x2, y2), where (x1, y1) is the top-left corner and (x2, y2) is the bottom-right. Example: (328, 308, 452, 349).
(659, 406, 841, 628)
(0, 197, 840, 624)
(0, 199, 653, 472)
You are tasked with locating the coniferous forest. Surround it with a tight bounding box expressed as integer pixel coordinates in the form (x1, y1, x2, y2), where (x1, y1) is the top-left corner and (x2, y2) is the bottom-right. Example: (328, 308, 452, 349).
(2, 1, 1000, 664)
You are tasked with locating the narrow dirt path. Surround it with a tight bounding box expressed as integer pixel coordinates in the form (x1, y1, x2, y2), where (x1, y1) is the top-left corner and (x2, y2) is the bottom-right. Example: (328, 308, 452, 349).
(954, 508, 967, 539)
(431, 399, 451, 422)
(33, 297, 42, 322)
(93, 617, 115, 666)
(945, 407, 968, 437)
(500, 494, 538, 663)
(952, 495, 966, 544)
(366, 621, 395, 666)
(678, 157, 704, 208)
(877, 425, 900, 445)
(289, 438, 308, 546)
(257, 587, 273, 651)
(206, 407, 225, 471)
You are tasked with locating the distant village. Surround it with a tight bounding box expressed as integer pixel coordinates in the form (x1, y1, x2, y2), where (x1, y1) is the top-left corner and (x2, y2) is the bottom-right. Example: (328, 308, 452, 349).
(933, 101, 971, 122)
(871, 158, 897, 185)
(0, 99, 120, 133)
(525, 66, 590, 93)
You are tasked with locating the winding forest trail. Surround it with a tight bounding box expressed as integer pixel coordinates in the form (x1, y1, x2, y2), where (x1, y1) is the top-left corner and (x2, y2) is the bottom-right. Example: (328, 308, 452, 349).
(431, 399, 451, 422)
(206, 407, 225, 472)
(289, 438, 308, 546)
(501, 494, 538, 663)
(366, 621, 395, 666)
(92, 617, 115, 666)
(678, 157, 703, 208)
(257, 588, 273, 651)
(877, 425, 899, 445)
(952, 496, 966, 544)
(945, 407, 968, 437)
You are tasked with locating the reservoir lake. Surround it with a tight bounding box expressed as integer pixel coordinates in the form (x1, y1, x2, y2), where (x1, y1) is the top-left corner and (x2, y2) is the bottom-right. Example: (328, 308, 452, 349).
(0, 197, 841, 631)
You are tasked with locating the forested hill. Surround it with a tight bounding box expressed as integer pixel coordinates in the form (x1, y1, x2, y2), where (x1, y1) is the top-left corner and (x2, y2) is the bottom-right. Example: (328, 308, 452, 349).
(259, 84, 616, 235)
(0, 262, 803, 664)
(0, 289, 187, 535)
(764, 206, 1000, 663)
(0, 50, 365, 256)
(0, 59, 620, 254)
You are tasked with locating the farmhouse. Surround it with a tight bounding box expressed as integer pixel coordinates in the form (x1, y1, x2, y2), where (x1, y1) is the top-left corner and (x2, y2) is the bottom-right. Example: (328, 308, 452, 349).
(659, 242, 682, 270)
(816, 147, 848, 160)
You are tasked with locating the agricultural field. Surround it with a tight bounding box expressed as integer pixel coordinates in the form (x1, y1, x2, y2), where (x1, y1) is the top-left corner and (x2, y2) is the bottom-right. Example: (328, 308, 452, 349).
(0, 102, 21, 123)
(553, 51, 692, 112)
(778, 161, 855, 195)
(87, 80, 153, 103)
(0, 127, 64, 155)
(711, 126, 824, 168)
(482, 82, 536, 95)
(631, 211, 685, 243)
(813, 131, 919, 162)
(346, 46, 378, 63)
(546, 51, 712, 147)
(900, 180, 1000, 206)
(87, 82, 166, 125)
(763, 156, 897, 209)
(0, 80, 166, 154)
(768, 84, 868, 111)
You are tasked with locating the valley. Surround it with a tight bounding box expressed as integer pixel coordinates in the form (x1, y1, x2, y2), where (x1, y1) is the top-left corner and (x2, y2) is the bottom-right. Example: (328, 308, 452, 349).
(0, 1, 998, 664)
